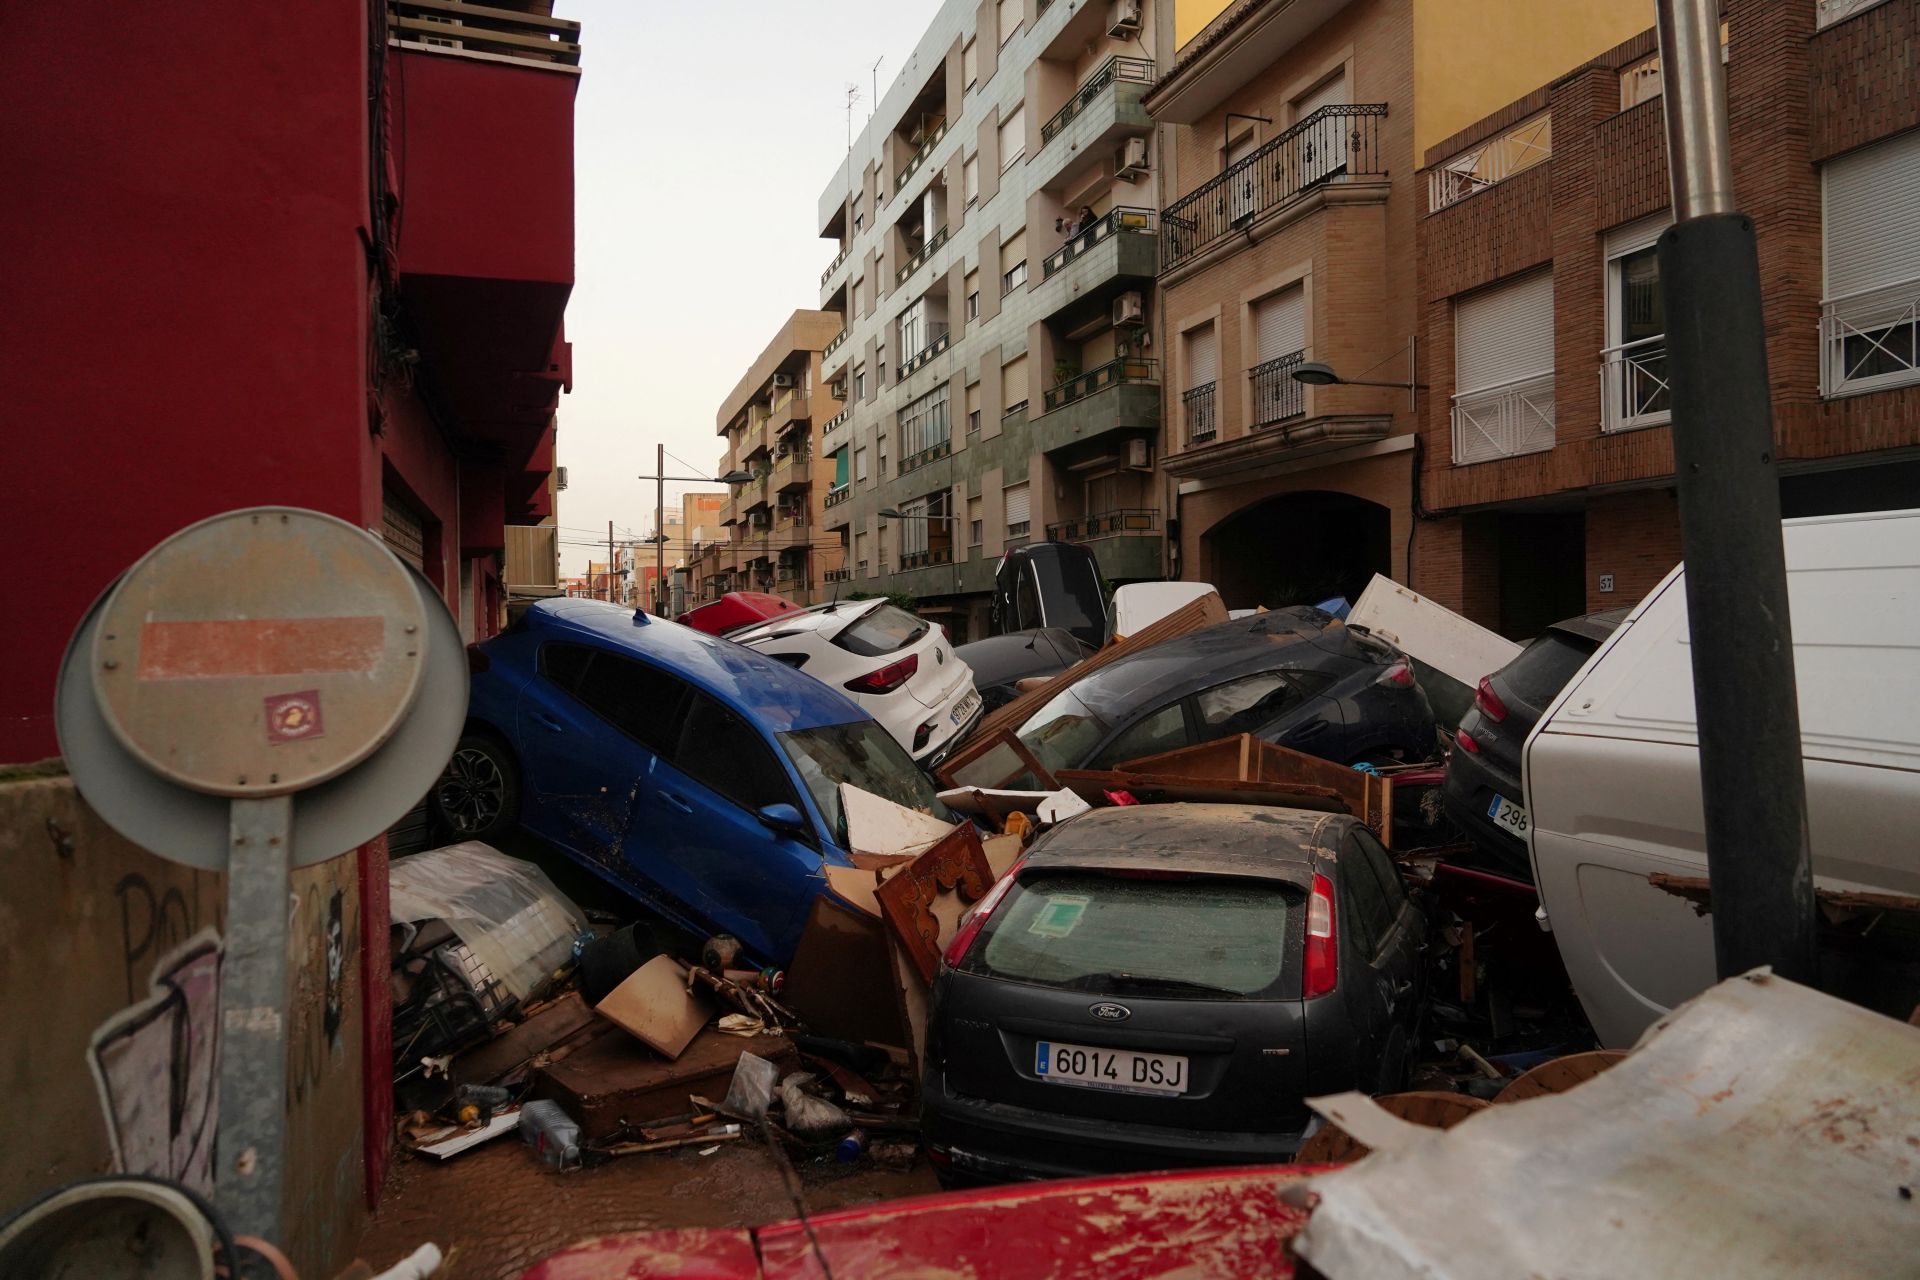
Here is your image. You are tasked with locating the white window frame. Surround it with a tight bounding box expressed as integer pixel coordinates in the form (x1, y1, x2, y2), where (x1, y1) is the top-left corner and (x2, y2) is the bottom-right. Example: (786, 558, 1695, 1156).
(1820, 127, 1920, 398)
(999, 103, 1026, 172)
(1601, 214, 1673, 433)
(1451, 268, 1556, 465)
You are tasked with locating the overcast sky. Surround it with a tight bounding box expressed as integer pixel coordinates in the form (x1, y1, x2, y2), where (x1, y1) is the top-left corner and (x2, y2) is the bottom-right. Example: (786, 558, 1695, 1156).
(555, 0, 940, 574)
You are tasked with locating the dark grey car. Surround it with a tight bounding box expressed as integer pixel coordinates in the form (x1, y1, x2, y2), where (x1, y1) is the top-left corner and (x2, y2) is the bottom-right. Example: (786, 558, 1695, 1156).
(922, 803, 1424, 1186)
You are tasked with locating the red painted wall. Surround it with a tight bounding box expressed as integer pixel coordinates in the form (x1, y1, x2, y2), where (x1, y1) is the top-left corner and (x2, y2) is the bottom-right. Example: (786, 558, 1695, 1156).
(1, 2, 370, 763)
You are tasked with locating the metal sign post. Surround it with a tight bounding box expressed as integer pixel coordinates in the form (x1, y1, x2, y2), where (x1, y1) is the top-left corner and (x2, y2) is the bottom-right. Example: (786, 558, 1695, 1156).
(56, 508, 467, 1265)
(1653, 0, 1816, 983)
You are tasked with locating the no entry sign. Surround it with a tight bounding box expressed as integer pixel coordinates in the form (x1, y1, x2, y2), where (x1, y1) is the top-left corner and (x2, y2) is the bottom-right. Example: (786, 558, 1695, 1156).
(91, 508, 429, 797)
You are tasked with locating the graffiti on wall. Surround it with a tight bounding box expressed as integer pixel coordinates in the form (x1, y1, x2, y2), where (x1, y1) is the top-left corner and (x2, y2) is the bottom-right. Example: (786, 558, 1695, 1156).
(87, 928, 223, 1194)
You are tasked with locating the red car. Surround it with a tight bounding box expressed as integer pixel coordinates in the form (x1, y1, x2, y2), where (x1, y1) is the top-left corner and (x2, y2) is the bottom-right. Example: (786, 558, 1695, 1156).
(676, 591, 801, 637)
(519, 1163, 1325, 1279)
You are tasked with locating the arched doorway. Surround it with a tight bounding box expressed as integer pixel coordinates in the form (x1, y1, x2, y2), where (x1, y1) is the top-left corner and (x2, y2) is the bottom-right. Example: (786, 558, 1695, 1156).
(1202, 490, 1392, 610)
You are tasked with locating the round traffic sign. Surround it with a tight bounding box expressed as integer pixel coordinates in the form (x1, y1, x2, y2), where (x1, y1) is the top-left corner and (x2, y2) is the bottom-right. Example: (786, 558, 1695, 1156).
(91, 508, 428, 797)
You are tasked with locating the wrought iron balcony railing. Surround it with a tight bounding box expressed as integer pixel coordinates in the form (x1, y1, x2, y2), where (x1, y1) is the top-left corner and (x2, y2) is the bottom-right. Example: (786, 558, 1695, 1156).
(1451, 370, 1556, 464)
(895, 224, 951, 287)
(1041, 56, 1154, 146)
(1043, 206, 1155, 279)
(1250, 350, 1307, 428)
(1182, 382, 1217, 445)
(896, 118, 951, 191)
(1599, 335, 1671, 432)
(1161, 105, 1388, 274)
(1045, 508, 1159, 541)
(1042, 356, 1159, 413)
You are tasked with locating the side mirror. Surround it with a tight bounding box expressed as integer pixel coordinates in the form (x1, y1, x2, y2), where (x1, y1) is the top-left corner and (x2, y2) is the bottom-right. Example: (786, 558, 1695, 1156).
(757, 802, 810, 840)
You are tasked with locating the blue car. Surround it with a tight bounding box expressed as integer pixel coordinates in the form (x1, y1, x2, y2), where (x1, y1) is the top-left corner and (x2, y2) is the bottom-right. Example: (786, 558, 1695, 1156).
(433, 599, 950, 964)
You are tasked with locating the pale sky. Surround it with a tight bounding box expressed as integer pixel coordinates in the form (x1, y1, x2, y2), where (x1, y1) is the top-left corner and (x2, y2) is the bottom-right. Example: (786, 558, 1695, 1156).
(555, 0, 941, 574)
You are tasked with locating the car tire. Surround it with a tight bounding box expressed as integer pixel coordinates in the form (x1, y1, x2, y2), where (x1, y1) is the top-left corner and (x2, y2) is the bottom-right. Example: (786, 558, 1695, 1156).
(432, 731, 520, 842)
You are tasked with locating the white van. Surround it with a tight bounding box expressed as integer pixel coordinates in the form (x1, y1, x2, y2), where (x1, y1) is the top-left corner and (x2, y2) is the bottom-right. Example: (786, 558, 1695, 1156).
(1524, 508, 1920, 1048)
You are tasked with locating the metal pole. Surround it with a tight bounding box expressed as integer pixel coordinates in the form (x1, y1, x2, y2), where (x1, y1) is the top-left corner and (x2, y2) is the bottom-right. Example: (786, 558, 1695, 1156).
(607, 520, 615, 603)
(1654, 0, 1815, 983)
(656, 443, 667, 615)
(216, 795, 293, 1256)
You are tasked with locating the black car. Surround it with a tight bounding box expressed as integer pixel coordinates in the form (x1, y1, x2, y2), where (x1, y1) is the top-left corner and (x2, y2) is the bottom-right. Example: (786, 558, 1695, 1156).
(922, 803, 1424, 1186)
(1441, 609, 1628, 878)
(954, 627, 1097, 713)
(1008, 608, 1438, 778)
(990, 541, 1110, 650)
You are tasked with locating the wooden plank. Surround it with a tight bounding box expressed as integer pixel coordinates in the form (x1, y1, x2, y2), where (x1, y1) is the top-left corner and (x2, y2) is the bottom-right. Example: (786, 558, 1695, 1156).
(873, 825, 993, 984)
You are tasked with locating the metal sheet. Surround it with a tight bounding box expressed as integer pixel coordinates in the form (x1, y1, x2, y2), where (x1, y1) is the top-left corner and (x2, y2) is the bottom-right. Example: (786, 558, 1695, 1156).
(92, 507, 427, 797)
(1293, 970, 1920, 1279)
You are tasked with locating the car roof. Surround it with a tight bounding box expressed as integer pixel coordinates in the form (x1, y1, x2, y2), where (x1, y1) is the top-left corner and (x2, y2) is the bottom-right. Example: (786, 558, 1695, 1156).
(523, 599, 866, 732)
(1543, 608, 1631, 646)
(1021, 803, 1344, 884)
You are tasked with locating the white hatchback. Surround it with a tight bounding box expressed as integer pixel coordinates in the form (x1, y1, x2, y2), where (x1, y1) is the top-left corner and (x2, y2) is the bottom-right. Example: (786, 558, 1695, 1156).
(731, 599, 984, 763)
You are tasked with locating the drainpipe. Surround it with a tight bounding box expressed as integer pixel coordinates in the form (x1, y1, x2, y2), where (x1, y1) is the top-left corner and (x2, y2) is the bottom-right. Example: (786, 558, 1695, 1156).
(1654, 0, 1815, 983)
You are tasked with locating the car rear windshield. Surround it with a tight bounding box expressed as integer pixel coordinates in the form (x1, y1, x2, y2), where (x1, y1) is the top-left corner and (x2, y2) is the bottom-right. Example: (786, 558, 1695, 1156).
(777, 720, 949, 845)
(971, 871, 1299, 1000)
(1502, 631, 1600, 707)
(833, 604, 929, 657)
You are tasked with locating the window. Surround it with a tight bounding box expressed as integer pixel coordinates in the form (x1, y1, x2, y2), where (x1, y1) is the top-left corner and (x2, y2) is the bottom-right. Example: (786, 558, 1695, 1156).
(1001, 228, 1028, 292)
(1821, 126, 1920, 396)
(1092, 702, 1194, 767)
(1603, 214, 1672, 432)
(877, 343, 886, 385)
(1223, 126, 1258, 222)
(1001, 353, 1029, 414)
(1005, 480, 1030, 537)
(1196, 672, 1306, 738)
(1182, 322, 1218, 444)
(996, 0, 1020, 47)
(965, 154, 980, 206)
(674, 692, 797, 813)
(999, 103, 1026, 172)
(854, 212, 865, 234)
(1293, 71, 1349, 187)
(780, 721, 949, 845)
(969, 495, 984, 543)
(835, 603, 929, 655)
(966, 379, 980, 430)
(899, 382, 952, 458)
(963, 38, 978, 90)
(561, 646, 688, 755)
(899, 297, 926, 360)
(1452, 268, 1555, 464)
(1343, 827, 1404, 954)
(1620, 23, 1729, 109)
(539, 641, 594, 693)
(1250, 286, 1308, 427)
(855, 447, 870, 483)
(853, 364, 867, 399)
(967, 291, 981, 320)
(1003, 260, 1028, 291)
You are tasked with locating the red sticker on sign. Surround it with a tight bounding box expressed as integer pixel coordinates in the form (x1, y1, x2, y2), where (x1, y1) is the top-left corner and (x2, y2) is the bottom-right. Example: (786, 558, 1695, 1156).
(265, 691, 325, 745)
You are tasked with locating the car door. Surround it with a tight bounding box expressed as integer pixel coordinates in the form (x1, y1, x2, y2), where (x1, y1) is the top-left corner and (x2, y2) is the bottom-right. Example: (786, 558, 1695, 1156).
(635, 687, 826, 962)
(1192, 670, 1342, 757)
(1087, 700, 1199, 769)
(515, 642, 683, 871)
(1341, 827, 1421, 1090)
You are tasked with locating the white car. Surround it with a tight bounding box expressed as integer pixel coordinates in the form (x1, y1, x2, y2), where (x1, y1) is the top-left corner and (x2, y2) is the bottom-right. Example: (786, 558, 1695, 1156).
(731, 599, 983, 763)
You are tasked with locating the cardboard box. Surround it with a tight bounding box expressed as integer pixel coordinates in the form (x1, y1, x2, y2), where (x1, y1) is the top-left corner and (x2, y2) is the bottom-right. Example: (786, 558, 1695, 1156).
(594, 956, 715, 1061)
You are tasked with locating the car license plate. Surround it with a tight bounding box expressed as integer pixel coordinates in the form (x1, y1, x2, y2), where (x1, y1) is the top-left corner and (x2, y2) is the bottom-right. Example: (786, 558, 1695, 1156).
(950, 690, 981, 726)
(1488, 792, 1530, 836)
(1035, 1040, 1188, 1096)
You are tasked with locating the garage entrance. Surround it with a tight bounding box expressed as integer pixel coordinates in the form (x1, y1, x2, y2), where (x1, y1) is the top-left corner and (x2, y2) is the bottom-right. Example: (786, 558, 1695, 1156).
(1202, 490, 1392, 610)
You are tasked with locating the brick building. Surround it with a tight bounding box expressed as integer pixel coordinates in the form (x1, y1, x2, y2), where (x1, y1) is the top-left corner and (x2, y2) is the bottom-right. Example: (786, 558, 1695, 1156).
(1414, 0, 1920, 635)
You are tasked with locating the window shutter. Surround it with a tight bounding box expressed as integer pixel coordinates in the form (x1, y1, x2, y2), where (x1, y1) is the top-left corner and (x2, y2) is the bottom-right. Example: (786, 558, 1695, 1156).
(1294, 71, 1347, 120)
(1254, 285, 1307, 364)
(382, 492, 426, 569)
(1185, 323, 1218, 389)
(999, 104, 1025, 170)
(1455, 268, 1555, 395)
(997, 0, 1018, 45)
(1002, 354, 1029, 409)
(1824, 127, 1920, 301)
(999, 229, 1026, 275)
(963, 38, 978, 87)
(1004, 482, 1030, 527)
(965, 154, 980, 202)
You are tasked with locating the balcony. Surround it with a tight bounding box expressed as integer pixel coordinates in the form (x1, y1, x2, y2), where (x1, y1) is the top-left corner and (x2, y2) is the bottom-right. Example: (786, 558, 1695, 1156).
(1046, 508, 1158, 540)
(1043, 356, 1158, 413)
(1043, 207, 1156, 281)
(1042, 57, 1155, 146)
(823, 486, 853, 531)
(1452, 371, 1556, 465)
(899, 324, 952, 381)
(896, 117, 951, 191)
(504, 523, 560, 597)
(823, 326, 849, 360)
(824, 567, 853, 584)
(1249, 351, 1307, 429)
(823, 406, 851, 435)
(824, 484, 851, 508)
(898, 438, 952, 476)
(1821, 277, 1920, 399)
(773, 506, 807, 535)
(1182, 383, 1217, 445)
(774, 452, 812, 490)
(388, 1, 581, 69)
(895, 224, 951, 287)
(1600, 336, 1670, 433)
(770, 392, 810, 434)
(821, 242, 853, 288)
(1428, 113, 1552, 213)
(1161, 105, 1389, 275)
(900, 546, 955, 571)
(1042, 510, 1163, 581)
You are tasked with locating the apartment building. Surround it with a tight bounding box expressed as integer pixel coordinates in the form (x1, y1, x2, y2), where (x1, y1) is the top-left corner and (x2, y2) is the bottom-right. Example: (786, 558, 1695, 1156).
(1414, 0, 1920, 636)
(1147, 0, 1646, 611)
(696, 310, 848, 606)
(813, 0, 1177, 640)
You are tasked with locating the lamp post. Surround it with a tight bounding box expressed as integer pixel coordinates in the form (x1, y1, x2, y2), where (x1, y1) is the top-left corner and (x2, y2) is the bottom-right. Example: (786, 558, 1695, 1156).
(639, 445, 753, 616)
(1289, 336, 1426, 412)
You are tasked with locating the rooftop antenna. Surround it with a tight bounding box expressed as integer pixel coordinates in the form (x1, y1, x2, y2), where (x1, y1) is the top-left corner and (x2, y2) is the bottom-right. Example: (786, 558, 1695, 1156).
(871, 57, 883, 123)
(845, 83, 860, 151)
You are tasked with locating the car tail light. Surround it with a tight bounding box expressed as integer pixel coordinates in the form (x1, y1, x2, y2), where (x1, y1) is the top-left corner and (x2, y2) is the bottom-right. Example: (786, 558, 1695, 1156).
(1375, 661, 1414, 688)
(1455, 727, 1481, 755)
(1474, 676, 1508, 723)
(845, 652, 919, 694)
(913, 719, 937, 752)
(1303, 873, 1338, 998)
(943, 862, 1023, 969)
(465, 644, 490, 674)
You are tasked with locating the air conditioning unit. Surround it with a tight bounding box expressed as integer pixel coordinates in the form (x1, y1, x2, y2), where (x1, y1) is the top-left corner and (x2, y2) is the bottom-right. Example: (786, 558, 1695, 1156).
(1127, 438, 1153, 469)
(1107, 0, 1143, 37)
(771, 373, 797, 389)
(1112, 291, 1146, 327)
(555, 465, 569, 491)
(1115, 135, 1149, 181)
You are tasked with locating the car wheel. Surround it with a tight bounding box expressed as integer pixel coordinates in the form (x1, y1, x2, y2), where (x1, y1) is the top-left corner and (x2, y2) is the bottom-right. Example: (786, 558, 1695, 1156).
(433, 732, 519, 842)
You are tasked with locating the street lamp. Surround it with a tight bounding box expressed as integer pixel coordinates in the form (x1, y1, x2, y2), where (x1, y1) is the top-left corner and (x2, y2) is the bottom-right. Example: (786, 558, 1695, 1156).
(639, 444, 756, 616)
(1289, 337, 1428, 411)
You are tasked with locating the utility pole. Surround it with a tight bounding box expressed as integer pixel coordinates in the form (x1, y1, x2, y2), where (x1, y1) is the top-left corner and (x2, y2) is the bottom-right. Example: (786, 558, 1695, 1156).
(1654, 0, 1815, 982)
(607, 520, 616, 604)
(656, 443, 667, 616)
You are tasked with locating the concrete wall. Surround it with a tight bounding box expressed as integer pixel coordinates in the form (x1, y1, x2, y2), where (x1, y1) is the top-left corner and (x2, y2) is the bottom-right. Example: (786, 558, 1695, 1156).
(0, 771, 367, 1278)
